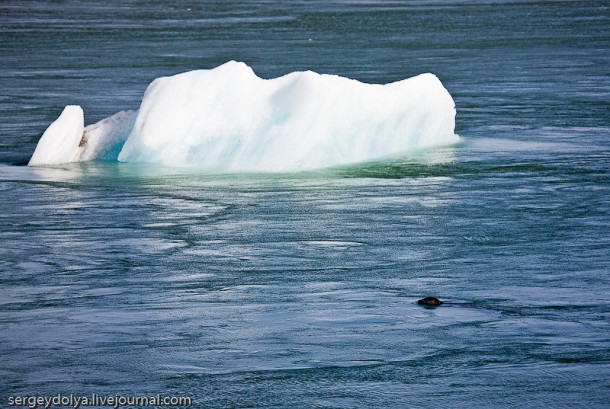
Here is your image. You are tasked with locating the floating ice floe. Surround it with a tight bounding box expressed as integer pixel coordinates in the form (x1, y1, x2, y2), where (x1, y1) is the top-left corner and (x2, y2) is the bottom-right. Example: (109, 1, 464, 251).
(29, 61, 459, 172)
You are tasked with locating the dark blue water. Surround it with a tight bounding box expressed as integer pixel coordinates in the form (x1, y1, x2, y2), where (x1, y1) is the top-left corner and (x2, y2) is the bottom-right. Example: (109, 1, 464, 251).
(1, 1, 609, 407)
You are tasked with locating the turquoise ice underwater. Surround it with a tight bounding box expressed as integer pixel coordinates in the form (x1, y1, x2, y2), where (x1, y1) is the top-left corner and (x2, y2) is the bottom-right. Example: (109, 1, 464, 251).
(1, 1, 609, 408)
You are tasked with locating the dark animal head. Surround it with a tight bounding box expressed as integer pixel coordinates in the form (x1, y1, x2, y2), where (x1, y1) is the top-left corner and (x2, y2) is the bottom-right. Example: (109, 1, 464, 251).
(417, 297, 443, 306)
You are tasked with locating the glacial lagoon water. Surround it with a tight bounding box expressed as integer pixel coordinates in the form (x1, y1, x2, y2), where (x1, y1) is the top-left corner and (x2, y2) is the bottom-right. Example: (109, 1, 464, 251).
(1, 1, 609, 407)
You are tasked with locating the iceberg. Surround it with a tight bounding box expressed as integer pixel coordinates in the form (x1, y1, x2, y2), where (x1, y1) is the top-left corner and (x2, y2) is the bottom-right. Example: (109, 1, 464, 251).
(29, 61, 459, 171)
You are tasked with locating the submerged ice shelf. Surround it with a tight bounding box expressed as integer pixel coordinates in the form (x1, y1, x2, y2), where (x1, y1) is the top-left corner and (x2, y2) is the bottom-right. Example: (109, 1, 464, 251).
(28, 61, 459, 172)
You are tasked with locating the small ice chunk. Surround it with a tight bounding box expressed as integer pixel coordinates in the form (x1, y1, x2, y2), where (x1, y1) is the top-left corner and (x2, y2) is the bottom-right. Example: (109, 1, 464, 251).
(28, 105, 84, 166)
(78, 110, 137, 161)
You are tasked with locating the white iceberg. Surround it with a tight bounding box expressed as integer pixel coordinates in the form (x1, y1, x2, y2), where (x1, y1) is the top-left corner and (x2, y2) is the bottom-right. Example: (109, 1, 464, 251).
(29, 61, 459, 171)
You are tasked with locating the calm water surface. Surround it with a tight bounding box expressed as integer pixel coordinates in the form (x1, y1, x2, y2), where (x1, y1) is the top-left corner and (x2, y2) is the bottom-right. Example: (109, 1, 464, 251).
(0, 1, 609, 407)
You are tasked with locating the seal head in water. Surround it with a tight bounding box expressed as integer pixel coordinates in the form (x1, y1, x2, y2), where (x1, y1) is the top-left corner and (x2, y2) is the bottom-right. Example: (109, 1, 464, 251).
(417, 297, 443, 306)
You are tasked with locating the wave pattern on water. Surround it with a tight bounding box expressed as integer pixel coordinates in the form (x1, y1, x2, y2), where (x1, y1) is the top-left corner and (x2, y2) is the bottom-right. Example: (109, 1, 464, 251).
(1, 0, 609, 407)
